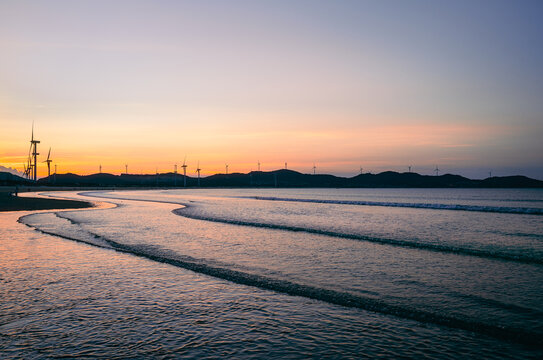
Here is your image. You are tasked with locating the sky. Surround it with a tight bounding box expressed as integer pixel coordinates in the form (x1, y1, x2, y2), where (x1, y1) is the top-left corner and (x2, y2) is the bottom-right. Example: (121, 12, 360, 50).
(1, 0, 542, 179)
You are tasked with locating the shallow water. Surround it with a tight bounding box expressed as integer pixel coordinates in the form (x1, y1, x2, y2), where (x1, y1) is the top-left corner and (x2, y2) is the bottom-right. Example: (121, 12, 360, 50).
(2, 188, 543, 358)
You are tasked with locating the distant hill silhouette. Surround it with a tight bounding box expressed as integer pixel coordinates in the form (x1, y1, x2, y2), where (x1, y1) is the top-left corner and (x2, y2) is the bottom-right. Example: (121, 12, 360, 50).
(0, 171, 33, 186)
(0, 169, 536, 188)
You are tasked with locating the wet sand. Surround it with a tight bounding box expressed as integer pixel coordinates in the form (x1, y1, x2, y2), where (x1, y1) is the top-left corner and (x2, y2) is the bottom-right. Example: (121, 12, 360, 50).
(0, 193, 92, 212)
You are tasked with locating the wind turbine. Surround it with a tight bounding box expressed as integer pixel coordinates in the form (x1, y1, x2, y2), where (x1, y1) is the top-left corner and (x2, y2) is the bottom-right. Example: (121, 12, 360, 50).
(125, 164, 128, 174)
(24, 145, 32, 179)
(360, 166, 363, 175)
(30, 122, 40, 181)
(408, 166, 412, 173)
(285, 162, 287, 170)
(25, 141, 32, 179)
(196, 161, 201, 187)
(313, 163, 316, 175)
(43, 147, 52, 178)
(99, 164, 102, 173)
(434, 165, 439, 176)
(225, 164, 229, 175)
(257, 160, 261, 171)
(181, 156, 188, 187)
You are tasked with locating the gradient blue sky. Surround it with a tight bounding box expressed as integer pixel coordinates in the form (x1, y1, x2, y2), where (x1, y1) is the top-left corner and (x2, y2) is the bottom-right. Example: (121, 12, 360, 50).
(1, 0, 542, 178)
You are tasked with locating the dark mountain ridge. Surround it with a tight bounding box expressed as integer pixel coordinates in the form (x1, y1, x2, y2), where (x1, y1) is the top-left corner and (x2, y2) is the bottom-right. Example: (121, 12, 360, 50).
(3, 169, 537, 188)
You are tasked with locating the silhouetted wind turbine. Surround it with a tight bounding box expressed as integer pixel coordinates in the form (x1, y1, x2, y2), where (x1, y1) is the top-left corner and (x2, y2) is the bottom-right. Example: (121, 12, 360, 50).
(125, 164, 128, 174)
(313, 163, 316, 175)
(30, 122, 40, 181)
(196, 161, 201, 187)
(257, 160, 261, 171)
(225, 164, 229, 175)
(43, 147, 52, 178)
(408, 166, 412, 173)
(24, 149, 32, 179)
(24, 140, 32, 179)
(181, 156, 188, 187)
(99, 164, 102, 173)
(360, 166, 363, 175)
(285, 162, 287, 170)
(434, 165, 439, 176)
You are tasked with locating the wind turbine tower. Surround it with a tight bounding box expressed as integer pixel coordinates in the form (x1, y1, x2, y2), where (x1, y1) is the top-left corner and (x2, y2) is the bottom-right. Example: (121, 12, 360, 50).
(125, 164, 128, 174)
(258, 160, 261, 171)
(408, 166, 412, 173)
(99, 164, 102, 174)
(43, 147, 52, 178)
(196, 161, 201, 187)
(434, 165, 439, 176)
(313, 163, 316, 175)
(360, 166, 363, 175)
(30, 123, 40, 181)
(181, 156, 188, 187)
(225, 164, 229, 175)
(285, 162, 287, 170)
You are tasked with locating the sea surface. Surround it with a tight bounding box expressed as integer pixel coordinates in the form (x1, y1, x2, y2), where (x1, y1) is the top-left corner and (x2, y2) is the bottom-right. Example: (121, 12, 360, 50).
(1, 188, 543, 358)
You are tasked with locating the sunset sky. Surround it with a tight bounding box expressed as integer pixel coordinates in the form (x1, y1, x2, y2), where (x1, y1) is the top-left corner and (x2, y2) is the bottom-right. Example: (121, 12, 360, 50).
(1, 0, 542, 179)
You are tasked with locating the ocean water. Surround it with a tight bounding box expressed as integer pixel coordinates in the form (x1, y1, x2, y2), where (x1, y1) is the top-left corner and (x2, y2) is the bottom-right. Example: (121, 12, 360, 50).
(2, 188, 543, 358)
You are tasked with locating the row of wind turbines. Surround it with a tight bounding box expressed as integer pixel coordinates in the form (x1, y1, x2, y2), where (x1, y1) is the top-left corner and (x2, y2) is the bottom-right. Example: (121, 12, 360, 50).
(107, 157, 203, 187)
(23, 124, 452, 183)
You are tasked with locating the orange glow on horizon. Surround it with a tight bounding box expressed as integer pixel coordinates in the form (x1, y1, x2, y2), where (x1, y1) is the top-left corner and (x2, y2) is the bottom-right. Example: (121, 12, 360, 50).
(0, 120, 519, 178)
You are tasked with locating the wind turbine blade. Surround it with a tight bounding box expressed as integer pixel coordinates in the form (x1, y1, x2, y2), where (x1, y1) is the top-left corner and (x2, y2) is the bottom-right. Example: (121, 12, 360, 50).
(47, 147, 51, 161)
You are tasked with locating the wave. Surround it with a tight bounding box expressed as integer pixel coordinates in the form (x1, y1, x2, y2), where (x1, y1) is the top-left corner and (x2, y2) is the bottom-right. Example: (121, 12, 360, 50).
(172, 208, 543, 265)
(17, 211, 543, 348)
(74, 191, 543, 265)
(238, 196, 543, 215)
